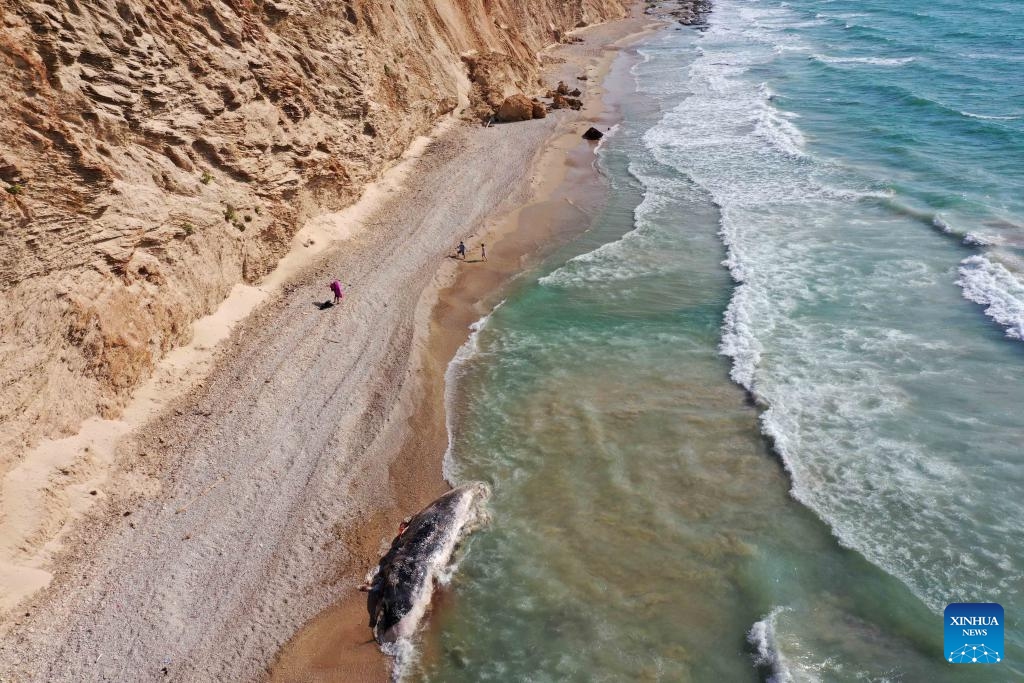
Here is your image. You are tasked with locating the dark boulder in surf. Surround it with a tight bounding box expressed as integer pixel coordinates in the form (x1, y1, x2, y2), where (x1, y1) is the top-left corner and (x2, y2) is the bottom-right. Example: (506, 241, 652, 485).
(363, 482, 491, 648)
(582, 127, 604, 141)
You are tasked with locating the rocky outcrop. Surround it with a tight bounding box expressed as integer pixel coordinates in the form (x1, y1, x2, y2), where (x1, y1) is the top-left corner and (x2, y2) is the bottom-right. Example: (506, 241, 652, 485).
(496, 94, 536, 122)
(651, 0, 713, 26)
(461, 51, 532, 122)
(0, 0, 629, 463)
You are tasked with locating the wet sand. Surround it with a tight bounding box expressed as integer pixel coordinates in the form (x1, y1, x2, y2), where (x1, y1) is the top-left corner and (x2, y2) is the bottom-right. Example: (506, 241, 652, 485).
(268, 15, 660, 683)
(268, 152, 608, 683)
(0, 9, 663, 683)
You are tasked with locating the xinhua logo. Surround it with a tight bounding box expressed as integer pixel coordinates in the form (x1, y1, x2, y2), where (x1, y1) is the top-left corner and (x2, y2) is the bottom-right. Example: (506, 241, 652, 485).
(944, 603, 1004, 664)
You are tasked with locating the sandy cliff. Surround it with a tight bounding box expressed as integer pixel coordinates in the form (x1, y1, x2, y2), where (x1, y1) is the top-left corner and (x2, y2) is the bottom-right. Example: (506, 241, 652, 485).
(0, 0, 628, 465)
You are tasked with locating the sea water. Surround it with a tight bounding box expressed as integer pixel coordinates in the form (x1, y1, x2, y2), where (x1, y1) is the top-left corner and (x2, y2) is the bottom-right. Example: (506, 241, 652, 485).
(413, 0, 1024, 679)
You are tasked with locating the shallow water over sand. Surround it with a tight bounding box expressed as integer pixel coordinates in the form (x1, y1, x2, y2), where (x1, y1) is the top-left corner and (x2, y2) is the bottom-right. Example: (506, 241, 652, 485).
(412, 2, 1024, 679)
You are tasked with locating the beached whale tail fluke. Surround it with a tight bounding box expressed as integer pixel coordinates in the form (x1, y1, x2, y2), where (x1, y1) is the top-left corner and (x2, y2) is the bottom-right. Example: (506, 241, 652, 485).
(364, 482, 491, 649)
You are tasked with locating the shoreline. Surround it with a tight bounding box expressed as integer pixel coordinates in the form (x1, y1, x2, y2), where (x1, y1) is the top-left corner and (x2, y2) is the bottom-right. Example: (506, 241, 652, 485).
(268, 12, 663, 682)
(0, 6, 667, 682)
(0, 118, 555, 681)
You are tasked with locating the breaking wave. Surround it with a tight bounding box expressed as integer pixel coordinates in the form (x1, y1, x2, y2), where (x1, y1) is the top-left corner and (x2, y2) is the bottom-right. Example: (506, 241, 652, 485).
(748, 608, 800, 683)
(812, 53, 915, 66)
(957, 255, 1024, 340)
(640, 0, 1024, 617)
(960, 111, 1022, 121)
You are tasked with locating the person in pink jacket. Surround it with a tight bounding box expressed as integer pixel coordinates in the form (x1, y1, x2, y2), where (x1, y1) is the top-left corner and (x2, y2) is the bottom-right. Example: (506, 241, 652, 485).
(329, 279, 344, 304)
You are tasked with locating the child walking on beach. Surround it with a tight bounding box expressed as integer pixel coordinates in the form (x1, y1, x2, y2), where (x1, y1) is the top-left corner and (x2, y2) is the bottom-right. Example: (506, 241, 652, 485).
(457, 241, 467, 260)
(481, 243, 487, 262)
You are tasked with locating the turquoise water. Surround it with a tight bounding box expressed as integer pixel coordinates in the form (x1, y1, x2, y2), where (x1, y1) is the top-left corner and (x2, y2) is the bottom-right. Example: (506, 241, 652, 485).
(414, 1, 1024, 680)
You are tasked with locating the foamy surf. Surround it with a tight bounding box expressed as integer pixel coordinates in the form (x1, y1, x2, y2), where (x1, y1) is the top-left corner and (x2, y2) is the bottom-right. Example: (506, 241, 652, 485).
(538, 161, 689, 289)
(748, 608, 801, 683)
(960, 110, 1022, 121)
(442, 302, 504, 484)
(418, 0, 1024, 678)
(642, 0, 1024, 619)
(754, 95, 807, 158)
(812, 53, 916, 66)
(593, 122, 621, 156)
(957, 255, 1024, 340)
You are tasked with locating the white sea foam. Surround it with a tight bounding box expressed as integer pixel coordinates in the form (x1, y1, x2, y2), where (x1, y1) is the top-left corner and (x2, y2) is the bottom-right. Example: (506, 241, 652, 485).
(640, 0, 1024, 615)
(962, 232, 1001, 247)
(932, 214, 954, 233)
(959, 51, 1024, 63)
(593, 122, 620, 156)
(442, 302, 504, 484)
(631, 48, 654, 76)
(719, 279, 762, 390)
(537, 210, 643, 287)
(813, 53, 915, 66)
(537, 233, 642, 287)
(748, 608, 802, 683)
(960, 110, 1022, 121)
(388, 638, 420, 682)
(539, 162, 691, 289)
(754, 86, 806, 158)
(957, 255, 1024, 340)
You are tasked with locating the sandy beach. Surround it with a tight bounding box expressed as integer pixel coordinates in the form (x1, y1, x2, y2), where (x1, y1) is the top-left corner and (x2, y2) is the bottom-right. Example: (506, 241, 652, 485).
(12, 0, 1013, 680)
(0, 8, 659, 682)
(268, 20, 656, 678)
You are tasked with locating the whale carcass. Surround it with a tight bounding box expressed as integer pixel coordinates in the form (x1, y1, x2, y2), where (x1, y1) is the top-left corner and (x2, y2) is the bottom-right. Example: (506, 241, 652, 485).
(362, 482, 491, 647)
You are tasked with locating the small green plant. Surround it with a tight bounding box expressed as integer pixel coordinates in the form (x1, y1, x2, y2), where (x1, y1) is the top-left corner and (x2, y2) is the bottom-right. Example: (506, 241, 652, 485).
(254, 206, 262, 216)
(235, 221, 246, 232)
(383, 64, 393, 78)
(183, 223, 195, 236)
(5, 182, 24, 196)
(200, 171, 213, 185)
(224, 204, 237, 222)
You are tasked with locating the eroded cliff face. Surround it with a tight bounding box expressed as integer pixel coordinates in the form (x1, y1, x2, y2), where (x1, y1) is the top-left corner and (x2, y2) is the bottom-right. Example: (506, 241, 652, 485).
(0, 0, 628, 462)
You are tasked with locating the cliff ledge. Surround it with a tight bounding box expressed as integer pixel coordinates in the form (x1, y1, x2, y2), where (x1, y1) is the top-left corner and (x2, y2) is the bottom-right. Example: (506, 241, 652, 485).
(0, 0, 628, 462)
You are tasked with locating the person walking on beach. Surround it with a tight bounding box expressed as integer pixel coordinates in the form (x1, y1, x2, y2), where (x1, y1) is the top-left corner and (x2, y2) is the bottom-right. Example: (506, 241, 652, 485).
(457, 241, 467, 260)
(329, 279, 344, 305)
(480, 243, 487, 262)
